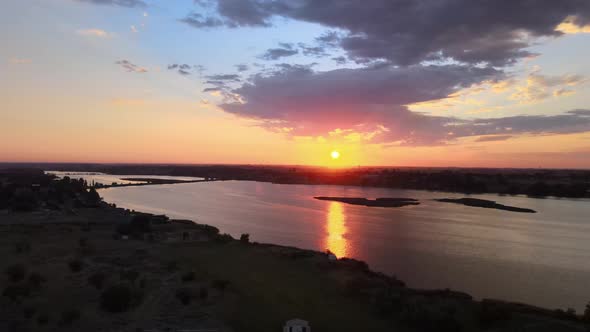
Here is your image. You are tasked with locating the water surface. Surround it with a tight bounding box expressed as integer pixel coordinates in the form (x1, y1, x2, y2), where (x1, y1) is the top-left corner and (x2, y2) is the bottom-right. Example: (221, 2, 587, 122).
(100, 180, 590, 311)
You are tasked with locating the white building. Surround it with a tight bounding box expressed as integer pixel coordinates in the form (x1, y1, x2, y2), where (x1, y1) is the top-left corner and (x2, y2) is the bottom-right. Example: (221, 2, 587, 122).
(283, 319, 310, 332)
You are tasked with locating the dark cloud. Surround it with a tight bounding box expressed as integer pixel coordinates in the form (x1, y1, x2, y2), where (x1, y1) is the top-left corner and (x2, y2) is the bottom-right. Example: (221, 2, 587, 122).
(179, 13, 225, 28)
(297, 43, 328, 57)
(187, 0, 590, 66)
(168, 63, 197, 76)
(235, 64, 249, 72)
(203, 87, 222, 93)
(205, 74, 241, 82)
(217, 63, 590, 145)
(260, 43, 298, 60)
(74, 0, 146, 7)
(332, 56, 347, 65)
(115, 60, 147, 73)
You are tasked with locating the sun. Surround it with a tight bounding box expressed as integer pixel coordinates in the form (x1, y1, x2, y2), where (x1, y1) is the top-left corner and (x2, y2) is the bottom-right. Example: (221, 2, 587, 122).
(330, 150, 341, 159)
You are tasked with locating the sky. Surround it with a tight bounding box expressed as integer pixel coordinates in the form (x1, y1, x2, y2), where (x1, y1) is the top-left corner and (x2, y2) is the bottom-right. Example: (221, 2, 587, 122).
(1, 0, 590, 168)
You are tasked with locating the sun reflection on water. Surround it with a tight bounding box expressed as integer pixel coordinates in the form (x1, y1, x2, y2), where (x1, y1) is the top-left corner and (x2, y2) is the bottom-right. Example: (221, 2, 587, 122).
(325, 201, 349, 258)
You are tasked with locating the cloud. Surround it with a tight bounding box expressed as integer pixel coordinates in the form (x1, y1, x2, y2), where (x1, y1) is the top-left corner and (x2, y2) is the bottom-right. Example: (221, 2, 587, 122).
(297, 43, 328, 57)
(216, 63, 590, 145)
(168, 63, 195, 76)
(555, 15, 590, 34)
(510, 72, 586, 103)
(74, 0, 146, 8)
(115, 59, 147, 73)
(185, 0, 590, 66)
(205, 74, 241, 82)
(76, 29, 109, 38)
(260, 43, 298, 60)
(475, 135, 513, 142)
(332, 56, 347, 65)
(235, 64, 249, 72)
(8, 58, 31, 65)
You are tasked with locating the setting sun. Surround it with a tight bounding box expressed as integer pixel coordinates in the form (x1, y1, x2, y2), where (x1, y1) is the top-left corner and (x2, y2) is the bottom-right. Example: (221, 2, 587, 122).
(331, 150, 341, 159)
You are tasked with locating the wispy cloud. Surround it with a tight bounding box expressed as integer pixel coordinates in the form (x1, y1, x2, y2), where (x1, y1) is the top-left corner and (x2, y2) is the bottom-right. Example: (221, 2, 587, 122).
(8, 57, 32, 65)
(115, 59, 147, 73)
(76, 29, 109, 38)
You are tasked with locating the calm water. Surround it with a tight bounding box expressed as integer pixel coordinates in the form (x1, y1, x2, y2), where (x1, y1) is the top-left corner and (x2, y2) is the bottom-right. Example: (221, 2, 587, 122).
(100, 180, 590, 311)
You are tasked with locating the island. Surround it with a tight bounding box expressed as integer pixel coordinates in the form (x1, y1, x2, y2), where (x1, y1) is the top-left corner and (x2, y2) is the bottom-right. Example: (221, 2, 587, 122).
(435, 198, 536, 213)
(315, 196, 419, 207)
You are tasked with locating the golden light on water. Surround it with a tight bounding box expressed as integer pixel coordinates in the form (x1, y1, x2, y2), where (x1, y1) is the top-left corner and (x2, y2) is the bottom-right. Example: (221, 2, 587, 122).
(325, 201, 348, 258)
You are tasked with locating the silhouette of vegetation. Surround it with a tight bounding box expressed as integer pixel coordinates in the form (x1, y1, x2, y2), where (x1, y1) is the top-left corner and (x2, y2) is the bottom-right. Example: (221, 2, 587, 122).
(240, 233, 250, 243)
(181, 271, 196, 282)
(59, 309, 81, 326)
(88, 272, 107, 289)
(68, 259, 85, 272)
(3, 284, 31, 302)
(5, 263, 27, 282)
(100, 284, 141, 313)
(176, 287, 195, 305)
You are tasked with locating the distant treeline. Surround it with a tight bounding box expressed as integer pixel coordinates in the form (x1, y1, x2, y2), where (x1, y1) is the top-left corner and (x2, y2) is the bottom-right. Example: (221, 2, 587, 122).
(3, 164, 589, 199)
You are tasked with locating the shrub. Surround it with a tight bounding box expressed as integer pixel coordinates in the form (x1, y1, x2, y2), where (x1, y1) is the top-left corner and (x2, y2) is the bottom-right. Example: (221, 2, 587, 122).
(37, 313, 49, 325)
(59, 309, 81, 326)
(211, 279, 230, 291)
(5, 264, 27, 282)
(100, 284, 141, 313)
(3, 284, 31, 302)
(139, 278, 147, 289)
(215, 233, 233, 243)
(165, 261, 178, 272)
(120, 270, 140, 283)
(14, 241, 31, 254)
(28, 272, 47, 289)
(88, 272, 107, 290)
(181, 271, 196, 283)
(176, 288, 194, 305)
(68, 259, 85, 272)
(79, 237, 88, 247)
(199, 287, 208, 300)
(117, 215, 152, 237)
(584, 302, 590, 322)
(240, 233, 250, 243)
(23, 306, 36, 319)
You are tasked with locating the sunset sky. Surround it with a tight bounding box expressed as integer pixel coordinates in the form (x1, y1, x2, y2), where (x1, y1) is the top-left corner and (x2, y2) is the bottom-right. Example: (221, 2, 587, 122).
(2, 0, 590, 168)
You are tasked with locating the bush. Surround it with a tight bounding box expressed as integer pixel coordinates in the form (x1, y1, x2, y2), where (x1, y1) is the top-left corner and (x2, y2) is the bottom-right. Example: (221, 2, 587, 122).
(181, 271, 196, 283)
(240, 233, 250, 243)
(37, 313, 49, 325)
(79, 237, 88, 247)
(584, 302, 590, 322)
(59, 309, 81, 326)
(176, 288, 194, 305)
(88, 272, 107, 289)
(120, 270, 140, 283)
(3, 284, 31, 302)
(14, 241, 31, 254)
(5, 264, 27, 282)
(28, 272, 47, 289)
(116, 215, 152, 237)
(165, 261, 178, 272)
(215, 233, 233, 243)
(199, 287, 208, 300)
(211, 279, 230, 291)
(23, 306, 36, 319)
(100, 284, 141, 313)
(68, 259, 85, 272)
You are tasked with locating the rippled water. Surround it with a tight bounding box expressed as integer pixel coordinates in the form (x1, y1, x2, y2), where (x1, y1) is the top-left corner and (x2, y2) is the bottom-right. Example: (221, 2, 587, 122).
(99, 180, 590, 311)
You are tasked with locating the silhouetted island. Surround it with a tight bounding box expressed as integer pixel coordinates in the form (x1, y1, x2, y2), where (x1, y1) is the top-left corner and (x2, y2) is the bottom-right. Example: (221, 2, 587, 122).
(435, 198, 536, 213)
(315, 196, 419, 207)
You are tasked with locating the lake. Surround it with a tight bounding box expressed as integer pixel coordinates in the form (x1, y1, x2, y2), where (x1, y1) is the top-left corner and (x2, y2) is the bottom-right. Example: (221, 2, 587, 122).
(99, 179, 590, 311)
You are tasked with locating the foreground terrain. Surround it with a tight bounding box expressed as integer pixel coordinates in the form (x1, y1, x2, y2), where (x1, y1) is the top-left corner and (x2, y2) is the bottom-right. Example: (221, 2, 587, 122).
(1, 169, 589, 331)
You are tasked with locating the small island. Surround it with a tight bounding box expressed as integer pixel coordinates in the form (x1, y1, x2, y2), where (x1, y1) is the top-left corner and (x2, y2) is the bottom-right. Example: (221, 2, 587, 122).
(435, 198, 536, 213)
(314, 196, 419, 207)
